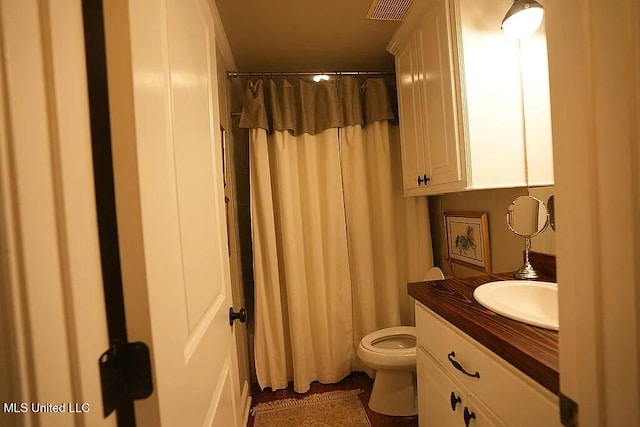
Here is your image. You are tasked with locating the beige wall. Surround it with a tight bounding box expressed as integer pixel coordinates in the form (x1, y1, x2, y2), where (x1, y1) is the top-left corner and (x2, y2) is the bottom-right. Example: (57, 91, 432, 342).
(428, 187, 528, 277)
(429, 186, 557, 278)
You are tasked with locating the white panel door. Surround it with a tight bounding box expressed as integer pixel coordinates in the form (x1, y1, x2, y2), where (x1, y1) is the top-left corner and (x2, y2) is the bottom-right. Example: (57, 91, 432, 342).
(103, 0, 241, 425)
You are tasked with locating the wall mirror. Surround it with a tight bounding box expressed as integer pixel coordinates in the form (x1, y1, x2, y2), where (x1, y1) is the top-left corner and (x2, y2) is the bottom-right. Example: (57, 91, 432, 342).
(507, 196, 549, 279)
(547, 195, 555, 231)
(527, 186, 556, 255)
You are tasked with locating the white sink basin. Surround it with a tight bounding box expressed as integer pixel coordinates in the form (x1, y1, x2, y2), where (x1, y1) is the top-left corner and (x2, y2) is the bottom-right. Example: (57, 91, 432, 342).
(473, 280, 558, 330)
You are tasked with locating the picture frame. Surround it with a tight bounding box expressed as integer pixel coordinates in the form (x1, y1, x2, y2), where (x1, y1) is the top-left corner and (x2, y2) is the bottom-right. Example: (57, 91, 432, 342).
(444, 211, 491, 273)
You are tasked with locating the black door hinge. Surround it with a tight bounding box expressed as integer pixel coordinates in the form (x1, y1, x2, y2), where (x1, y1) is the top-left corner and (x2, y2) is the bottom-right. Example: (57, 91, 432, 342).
(560, 392, 579, 427)
(99, 342, 153, 418)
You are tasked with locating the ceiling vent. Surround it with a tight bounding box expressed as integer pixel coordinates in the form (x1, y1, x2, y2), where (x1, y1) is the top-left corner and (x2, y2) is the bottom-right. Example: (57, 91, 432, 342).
(366, 0, 413, 21)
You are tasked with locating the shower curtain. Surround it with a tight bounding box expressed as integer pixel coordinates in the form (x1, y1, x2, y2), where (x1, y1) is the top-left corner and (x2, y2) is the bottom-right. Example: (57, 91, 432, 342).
(240, 77, 433, 392)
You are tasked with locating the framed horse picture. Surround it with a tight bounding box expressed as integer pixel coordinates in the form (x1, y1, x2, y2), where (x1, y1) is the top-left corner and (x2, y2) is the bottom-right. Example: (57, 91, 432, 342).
(444, 211, 491, 273)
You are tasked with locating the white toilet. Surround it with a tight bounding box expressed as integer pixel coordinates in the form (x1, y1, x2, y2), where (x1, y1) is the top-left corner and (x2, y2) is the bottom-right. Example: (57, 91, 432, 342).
(357, 326, 418, 416)
(357, 267, 445, 416)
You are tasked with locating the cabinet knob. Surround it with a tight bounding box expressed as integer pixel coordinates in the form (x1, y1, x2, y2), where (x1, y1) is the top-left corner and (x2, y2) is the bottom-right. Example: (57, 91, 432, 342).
(450, 391, 462, 411)
(417, 175, 424, 186)
(463, 407, 476, 427)
(423, 174, 430, 184)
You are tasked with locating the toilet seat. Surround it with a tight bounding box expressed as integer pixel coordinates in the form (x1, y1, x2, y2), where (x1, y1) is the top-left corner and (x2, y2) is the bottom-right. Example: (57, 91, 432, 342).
(360, 326, 416, 355)
(358, 326, 416, 370)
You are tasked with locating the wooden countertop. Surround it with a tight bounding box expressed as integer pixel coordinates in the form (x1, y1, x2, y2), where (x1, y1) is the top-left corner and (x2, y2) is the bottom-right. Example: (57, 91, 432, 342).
(408, 274, 559, 395)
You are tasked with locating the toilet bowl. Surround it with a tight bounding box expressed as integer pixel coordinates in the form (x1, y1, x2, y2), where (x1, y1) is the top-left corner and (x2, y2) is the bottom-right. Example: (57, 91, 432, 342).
(357, 326, 417, 416)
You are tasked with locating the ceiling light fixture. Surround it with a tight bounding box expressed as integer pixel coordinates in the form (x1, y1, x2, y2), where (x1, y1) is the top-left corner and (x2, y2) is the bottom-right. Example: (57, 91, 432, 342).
(312, 74, 331, 82)
(501, 0, 544, 38)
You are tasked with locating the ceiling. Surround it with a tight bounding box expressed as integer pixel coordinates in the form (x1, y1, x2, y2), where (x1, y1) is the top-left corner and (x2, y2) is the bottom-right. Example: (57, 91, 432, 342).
(214, 0, 403, 73)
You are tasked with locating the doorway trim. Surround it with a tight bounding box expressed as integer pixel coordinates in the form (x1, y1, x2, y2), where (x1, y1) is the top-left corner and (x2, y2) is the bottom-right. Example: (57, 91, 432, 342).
(0, 0, 115, 425)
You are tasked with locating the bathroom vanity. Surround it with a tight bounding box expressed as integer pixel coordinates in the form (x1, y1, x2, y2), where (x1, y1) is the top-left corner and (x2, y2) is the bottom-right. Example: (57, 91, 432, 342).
(409, 275, 561, 426)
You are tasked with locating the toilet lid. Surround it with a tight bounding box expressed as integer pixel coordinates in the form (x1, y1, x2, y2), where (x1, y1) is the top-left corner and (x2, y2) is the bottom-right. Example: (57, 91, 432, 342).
(361, 326, 416, 355)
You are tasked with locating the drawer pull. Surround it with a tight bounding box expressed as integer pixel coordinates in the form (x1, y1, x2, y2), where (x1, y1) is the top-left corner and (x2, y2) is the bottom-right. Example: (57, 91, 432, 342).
(450, 391, 461, 411)
(447, 351, 480, 379)
(463, 407, 476, 426)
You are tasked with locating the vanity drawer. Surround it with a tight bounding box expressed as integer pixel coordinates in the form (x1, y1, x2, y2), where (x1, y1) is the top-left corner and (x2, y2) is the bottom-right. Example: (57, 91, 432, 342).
(415, 302, 560, 427)
(418, 347, 504, 427)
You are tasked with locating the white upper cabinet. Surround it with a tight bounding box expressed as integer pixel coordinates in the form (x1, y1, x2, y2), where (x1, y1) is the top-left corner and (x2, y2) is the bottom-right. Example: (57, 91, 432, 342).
(388, 0, 554, 195)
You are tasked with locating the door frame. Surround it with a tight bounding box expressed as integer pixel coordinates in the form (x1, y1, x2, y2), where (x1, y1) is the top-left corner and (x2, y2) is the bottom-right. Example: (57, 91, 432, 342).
(546, 0, 640, 425)
(0, 0, 115, 425)
(209, 4, 252, 423)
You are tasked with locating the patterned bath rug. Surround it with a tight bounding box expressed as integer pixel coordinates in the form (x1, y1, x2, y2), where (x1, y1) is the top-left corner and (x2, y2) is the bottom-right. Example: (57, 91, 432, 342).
(251, 389, 371, 427)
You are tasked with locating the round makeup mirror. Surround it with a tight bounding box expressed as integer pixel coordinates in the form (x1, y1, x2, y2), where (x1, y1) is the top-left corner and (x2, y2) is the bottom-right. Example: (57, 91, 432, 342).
(506, 196, 549, 279)
(507, 196, 549, 237)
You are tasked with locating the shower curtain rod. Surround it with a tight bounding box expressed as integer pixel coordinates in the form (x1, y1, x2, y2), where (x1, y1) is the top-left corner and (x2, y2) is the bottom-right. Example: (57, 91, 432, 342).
(227, 70, 393, 78)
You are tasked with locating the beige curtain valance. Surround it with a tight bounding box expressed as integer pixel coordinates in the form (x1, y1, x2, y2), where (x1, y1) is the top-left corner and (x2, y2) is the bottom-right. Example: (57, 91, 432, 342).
(239, 77, 395, 135)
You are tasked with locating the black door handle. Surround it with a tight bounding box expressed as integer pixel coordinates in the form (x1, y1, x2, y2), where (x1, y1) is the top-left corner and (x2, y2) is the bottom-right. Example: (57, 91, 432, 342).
(229, 307, 247, 326)
(418, 175, 424, 186)
(450, 391, 461, 411)
(447, 352, 480, 379)
(464, 407, 476, 426)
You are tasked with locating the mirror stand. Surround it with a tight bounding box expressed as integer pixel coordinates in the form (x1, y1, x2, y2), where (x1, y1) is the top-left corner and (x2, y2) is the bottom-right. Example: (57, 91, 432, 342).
(514, 236, 539, 279)
(506, 196, 550, 280)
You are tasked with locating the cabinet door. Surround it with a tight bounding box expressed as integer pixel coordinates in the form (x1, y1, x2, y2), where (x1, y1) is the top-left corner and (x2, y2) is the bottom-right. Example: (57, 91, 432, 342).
(418, 348, 461, 427)
(395, 33, 427, 194)
(418, 348, 504, 427)
(416, 0, 464, 191)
